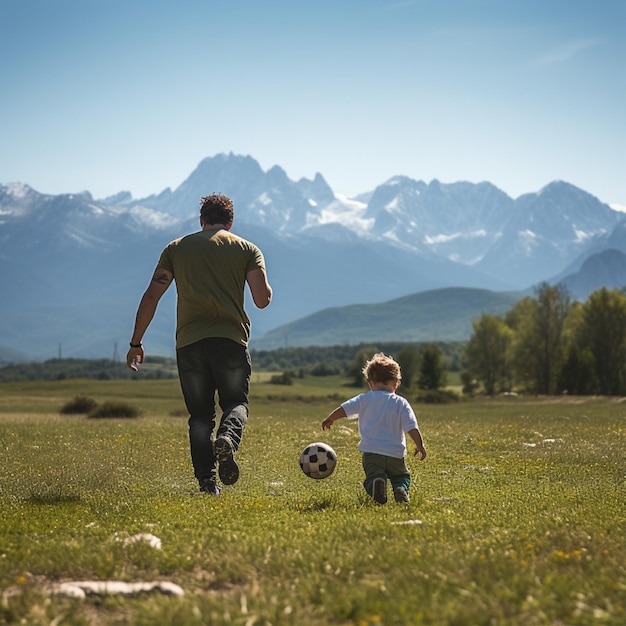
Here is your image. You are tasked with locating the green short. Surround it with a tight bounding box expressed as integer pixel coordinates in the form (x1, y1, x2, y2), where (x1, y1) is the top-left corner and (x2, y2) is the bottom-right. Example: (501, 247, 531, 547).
(362, 452, 410, 492)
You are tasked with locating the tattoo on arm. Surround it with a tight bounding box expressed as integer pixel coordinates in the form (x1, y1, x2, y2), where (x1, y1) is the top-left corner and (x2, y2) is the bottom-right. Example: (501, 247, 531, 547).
(152, 269, 172, 285)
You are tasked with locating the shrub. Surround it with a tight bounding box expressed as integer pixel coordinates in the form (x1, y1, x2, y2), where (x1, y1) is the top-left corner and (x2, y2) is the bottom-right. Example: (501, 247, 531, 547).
(269, 372, 294, 385)
(415, 389, 460, 404)
(88, 401, 141, 419)
(310, 363, 341, 376)
(460, 370, 479, 396)
(60, 396, 98, 415)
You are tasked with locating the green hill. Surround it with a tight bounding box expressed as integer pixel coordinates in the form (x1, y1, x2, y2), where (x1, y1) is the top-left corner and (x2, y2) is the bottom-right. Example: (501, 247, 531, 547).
(252, 287, 524, 349)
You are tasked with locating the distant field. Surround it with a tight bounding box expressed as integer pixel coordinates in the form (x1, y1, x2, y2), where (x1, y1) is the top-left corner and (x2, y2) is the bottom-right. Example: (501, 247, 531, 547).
(0, 379, 624, 625)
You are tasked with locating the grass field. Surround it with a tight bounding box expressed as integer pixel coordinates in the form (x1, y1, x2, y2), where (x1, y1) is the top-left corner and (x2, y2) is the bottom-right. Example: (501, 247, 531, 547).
(0, 377, 624, 625)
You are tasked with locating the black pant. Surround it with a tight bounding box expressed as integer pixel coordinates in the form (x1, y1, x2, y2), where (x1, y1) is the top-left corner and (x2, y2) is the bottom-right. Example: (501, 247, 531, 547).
(176, 337, 251, 482)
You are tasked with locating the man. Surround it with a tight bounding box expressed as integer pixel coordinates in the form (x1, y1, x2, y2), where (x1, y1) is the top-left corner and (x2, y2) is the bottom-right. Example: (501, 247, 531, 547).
(126, 193, 272, 495)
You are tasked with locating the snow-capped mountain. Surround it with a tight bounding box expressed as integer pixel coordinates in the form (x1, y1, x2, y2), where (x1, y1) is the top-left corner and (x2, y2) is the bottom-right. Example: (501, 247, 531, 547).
(360, 177, 516, 264)
(0, 153, 623, 360)
(112, 154, 622, 286)
(476, 181, 623, 283)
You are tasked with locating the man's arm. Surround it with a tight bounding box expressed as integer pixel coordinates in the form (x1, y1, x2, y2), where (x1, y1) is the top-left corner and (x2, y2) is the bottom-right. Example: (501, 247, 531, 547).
(126, 267, 173, 371)
(246, 267, 272, 309)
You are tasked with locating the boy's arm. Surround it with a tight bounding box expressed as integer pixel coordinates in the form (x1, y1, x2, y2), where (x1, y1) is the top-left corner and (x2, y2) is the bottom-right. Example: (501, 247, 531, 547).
(322, 406, 347, 430)
(408, 428, 427, 460)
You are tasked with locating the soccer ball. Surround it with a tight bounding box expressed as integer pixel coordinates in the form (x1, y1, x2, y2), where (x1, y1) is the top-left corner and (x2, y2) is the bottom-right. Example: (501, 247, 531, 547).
(300, 442, 337, 479)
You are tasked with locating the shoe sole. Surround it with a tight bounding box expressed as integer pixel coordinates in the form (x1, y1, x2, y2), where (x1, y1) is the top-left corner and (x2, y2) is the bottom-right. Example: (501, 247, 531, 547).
(393, 488, 410, 503)
(372, 477, 387, 504)
(214, 438, 240, 485)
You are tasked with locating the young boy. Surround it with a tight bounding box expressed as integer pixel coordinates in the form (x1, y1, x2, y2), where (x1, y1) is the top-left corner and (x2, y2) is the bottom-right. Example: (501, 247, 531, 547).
(322, 352, 426, 504)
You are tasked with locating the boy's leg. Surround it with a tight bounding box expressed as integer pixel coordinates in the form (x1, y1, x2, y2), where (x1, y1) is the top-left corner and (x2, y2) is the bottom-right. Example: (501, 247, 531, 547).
(362, 453, 388, 504)
(389, 457, 411, 503)
(391, 481, 410, 503)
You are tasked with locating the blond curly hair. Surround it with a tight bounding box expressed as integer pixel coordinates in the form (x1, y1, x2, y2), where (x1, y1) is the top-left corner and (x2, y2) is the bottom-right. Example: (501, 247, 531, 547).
(362, 352, 402, 385)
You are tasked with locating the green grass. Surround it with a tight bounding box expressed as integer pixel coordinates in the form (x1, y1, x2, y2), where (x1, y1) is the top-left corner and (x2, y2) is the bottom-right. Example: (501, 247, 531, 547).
(0, 378, 624, 625)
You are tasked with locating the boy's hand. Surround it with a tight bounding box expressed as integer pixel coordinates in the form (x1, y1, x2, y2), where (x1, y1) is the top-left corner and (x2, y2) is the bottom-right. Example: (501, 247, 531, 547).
(414, 445, 427, 460)
(322, 407, 346, 431)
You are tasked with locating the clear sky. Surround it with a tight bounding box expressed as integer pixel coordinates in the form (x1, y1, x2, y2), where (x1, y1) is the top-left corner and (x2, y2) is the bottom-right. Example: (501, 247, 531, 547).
(1, 0, 624, 205)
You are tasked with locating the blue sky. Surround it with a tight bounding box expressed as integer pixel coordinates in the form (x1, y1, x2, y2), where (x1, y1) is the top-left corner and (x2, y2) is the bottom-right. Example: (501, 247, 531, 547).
(1, 0, 624, 205)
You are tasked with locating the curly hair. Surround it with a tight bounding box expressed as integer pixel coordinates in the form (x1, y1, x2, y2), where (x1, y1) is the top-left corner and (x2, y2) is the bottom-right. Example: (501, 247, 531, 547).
(362, 352, 402, 384)
(200, 193, 234, 225)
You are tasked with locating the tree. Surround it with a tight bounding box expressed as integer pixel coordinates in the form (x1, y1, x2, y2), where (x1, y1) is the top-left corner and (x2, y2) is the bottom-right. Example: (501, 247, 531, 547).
(507, 296, 540, 392)
(559, 344, 598, 395)
(535, 283, 571, 393)
(508, 284, 571, 394)
(417, 344, 447, 390)
(558, 301, 597, 394)
(395, 345, 421, 390)
(577, 288, 626, 395)
(465, 314, 513, 395)
(346, 346, 379, 387)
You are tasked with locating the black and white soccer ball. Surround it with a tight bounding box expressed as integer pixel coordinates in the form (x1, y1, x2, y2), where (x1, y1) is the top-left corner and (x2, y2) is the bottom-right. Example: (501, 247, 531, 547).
(299, 442, 337, 479)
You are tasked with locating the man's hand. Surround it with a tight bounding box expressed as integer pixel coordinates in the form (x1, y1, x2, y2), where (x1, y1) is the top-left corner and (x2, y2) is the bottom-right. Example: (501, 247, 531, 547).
(126, 267, 173, 372)
(127, 346, 144, 371)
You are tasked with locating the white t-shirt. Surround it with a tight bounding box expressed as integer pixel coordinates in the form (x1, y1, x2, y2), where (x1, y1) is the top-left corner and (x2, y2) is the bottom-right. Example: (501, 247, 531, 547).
(341, 390, 419, 458)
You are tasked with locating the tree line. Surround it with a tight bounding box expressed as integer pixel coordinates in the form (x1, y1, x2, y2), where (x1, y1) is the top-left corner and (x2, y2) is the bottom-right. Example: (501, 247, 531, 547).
(250, 341, 466, 375)
(464, 285, 626, 396)
(0, 357, 177, 382)
(1, 286, 623, 397)
(0, 343, 465, 383)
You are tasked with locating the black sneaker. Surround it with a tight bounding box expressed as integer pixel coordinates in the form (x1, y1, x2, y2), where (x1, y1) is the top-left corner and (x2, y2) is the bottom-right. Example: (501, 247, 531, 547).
(214, 437, 240, 485)
(199, 478, 221, 495)
(371, 477, 387, 504)
(393, 487, 410, 503)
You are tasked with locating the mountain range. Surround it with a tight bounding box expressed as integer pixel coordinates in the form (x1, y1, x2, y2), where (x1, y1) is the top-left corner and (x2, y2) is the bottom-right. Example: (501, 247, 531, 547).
(1, 153, 624, 361)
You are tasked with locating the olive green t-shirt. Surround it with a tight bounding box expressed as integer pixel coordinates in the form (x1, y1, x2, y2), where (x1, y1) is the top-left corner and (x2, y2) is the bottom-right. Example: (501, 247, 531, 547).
(157, 228, 266, 348)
